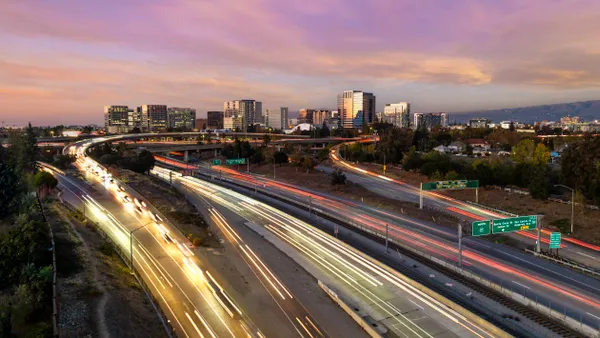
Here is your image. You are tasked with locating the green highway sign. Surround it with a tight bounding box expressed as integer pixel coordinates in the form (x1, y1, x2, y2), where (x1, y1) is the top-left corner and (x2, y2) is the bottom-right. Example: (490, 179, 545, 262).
(491, 215, 537, 234)
(212, 159, 221, 165)
(472, 220, 491, 236)
(225, 158, 246, 165)
(549, 232, 561, 249)
(422, 180, 479, 191)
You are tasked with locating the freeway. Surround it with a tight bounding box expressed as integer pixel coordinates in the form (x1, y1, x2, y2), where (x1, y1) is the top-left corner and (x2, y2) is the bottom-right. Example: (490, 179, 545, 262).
(154, 155, 600, 335)
(54, 140, 335, 337)
(150, 165, 499, 338)
(326, 147, 600, 270)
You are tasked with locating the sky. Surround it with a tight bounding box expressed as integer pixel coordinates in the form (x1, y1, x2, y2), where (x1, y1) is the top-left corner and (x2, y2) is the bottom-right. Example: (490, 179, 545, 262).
(0, 0, 599, 125)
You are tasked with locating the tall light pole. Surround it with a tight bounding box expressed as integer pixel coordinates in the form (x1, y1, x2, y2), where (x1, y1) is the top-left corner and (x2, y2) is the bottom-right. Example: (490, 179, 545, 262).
(554, 184, 575, 233)
(130, 221, 154, 273)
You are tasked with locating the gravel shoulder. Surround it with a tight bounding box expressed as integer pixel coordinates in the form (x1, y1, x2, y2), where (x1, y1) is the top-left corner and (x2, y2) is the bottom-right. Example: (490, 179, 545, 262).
(47, 200, 168, 338)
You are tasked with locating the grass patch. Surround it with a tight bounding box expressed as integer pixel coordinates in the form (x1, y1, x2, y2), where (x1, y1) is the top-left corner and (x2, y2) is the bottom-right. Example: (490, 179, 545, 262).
(550, 218, 570, 233)
(98, 242, 115, 257)
(81, 284, 103, 297)
(54, 235, 83, 276)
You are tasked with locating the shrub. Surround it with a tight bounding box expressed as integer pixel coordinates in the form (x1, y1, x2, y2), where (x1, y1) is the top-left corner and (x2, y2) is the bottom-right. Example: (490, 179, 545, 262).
(331, 169, 346, 185)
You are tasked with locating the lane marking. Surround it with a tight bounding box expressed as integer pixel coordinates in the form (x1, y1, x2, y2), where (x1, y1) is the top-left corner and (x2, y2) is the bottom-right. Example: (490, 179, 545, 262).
(512, 281, 531, 290)
(586, 312, 600, 321)
(576, 251, 597, 260)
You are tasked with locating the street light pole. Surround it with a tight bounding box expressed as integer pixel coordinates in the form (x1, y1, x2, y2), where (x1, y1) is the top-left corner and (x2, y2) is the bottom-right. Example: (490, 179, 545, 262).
(554, 184, 575, 233)
(130, 221, 153, 273)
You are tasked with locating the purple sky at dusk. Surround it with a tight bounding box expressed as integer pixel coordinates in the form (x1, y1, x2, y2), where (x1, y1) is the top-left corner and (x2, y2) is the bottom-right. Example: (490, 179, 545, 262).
(1, 0, 599, 125)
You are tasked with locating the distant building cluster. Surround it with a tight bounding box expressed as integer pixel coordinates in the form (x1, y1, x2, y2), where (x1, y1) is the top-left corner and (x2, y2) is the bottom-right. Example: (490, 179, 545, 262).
(104, 105, 196, 133)
(413, 112, 448, 130)
(535, 115, 600, 133)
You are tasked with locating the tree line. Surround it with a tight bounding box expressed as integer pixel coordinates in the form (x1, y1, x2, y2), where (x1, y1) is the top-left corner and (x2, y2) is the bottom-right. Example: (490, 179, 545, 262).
(0, 123, 55, 336)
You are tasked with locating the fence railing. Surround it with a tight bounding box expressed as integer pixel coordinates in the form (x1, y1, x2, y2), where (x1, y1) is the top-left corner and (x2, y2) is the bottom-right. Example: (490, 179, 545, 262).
(36, 194, 59, 338)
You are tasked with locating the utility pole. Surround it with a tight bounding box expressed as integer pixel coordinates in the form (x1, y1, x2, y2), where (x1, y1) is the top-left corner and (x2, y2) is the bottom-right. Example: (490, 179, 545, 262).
(309, 196, 312, 217)
(458, 222, 463, 267)
(273, 158, 276, 179)
(419, 183, 424, 209)
(385, 223, 389, 253)
(169, 171, 173, 187)
(246, 158, 249, 172)
(383, 152, 387, 175)
(536, 215, 542, 253)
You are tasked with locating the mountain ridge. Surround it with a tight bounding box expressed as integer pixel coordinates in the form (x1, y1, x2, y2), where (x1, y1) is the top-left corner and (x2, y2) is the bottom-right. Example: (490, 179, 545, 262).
(449, 100, 600, 124)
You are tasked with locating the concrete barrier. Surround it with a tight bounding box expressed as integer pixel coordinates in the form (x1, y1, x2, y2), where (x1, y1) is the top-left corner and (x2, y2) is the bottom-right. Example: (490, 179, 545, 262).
(318, 281, 383, 338)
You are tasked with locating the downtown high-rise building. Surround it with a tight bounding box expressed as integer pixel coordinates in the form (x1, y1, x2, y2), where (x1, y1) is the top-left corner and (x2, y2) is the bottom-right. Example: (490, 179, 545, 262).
(337, 90, 376, 129)
(383, 102, 410, 128)
(313, 110, 330, 126)
(298, 109, 315, 124)
(281, 107, 289, 129)
(167, 107, 196, 130)
(104, 105, 130, 134)
(413, 112, 448, 130)
(140, 104, 168, 132)
(224, 100, 262, 131)
(207, 111, 224, 129)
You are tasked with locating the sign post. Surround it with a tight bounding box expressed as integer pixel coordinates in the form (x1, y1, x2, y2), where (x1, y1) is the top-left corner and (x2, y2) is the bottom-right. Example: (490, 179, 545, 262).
(419, 183, 424, 209)
(212, 159, 221, 165)
(491, 215, 537, 234)
(225, 158, 246, 165)
(472, 220, 491, 236)
(421, 180, 479, 206)
(458, 223, 463, 268)
(549, 232, 561, 252)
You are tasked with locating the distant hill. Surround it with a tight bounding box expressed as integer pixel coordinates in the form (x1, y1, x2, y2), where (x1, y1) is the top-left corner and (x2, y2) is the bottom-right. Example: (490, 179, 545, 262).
(450, 100, 600, 124)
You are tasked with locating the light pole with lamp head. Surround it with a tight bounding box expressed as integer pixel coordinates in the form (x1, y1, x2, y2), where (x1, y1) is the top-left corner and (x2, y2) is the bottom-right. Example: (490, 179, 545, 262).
(130, 221, 154, 273)
(554, 184, 575, 233)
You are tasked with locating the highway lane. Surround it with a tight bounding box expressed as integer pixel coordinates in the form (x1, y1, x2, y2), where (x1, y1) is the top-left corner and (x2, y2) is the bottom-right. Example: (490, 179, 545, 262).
(155, 156, 600, 332)
(59, 141, 334, 337)
(326, 148, 600, 269)
(45, 167, 254, 337)
(152, 166, 505, 338)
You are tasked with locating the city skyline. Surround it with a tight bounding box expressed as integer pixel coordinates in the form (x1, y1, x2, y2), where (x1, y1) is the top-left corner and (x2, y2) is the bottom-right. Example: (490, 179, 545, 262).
(2, 0, 600, 125)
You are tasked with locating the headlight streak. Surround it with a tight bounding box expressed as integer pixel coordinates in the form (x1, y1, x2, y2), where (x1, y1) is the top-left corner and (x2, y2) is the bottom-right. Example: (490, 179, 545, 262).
(158, 162, 496, 338)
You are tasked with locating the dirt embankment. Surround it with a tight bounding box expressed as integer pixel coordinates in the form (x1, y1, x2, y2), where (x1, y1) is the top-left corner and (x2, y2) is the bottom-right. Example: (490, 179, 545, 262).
(47, 200, 168, 338)
(348, 162, 600, 244)
(115, 168, 221, 248)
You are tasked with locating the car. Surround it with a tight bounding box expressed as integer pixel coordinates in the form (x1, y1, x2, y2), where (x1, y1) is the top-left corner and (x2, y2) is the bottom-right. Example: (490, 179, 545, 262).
(141, 201, 147, 208)
(134, 198, 142, 208)
(134, 206, 143, 215)
(123, 195, 132, 203)
(162, 232, 173, 243)
(118, 185, 125, 192)
(150, 213, 158, 222)
(177, 242, 193, 257)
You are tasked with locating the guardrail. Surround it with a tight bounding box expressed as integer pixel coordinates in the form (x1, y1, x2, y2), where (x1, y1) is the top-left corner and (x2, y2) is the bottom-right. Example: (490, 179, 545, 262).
(465, 201, 519, 217)
(36, 194, 59, 338)
(185, 167, 597, 338)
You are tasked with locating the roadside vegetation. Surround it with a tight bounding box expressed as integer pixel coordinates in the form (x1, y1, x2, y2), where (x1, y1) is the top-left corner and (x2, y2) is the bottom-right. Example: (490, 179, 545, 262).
(0, 123, 54, 337)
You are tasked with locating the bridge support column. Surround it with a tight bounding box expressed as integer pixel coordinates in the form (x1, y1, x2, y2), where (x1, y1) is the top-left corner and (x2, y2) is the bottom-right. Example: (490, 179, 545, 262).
(214, 149, 218, 157)
(184, 150, 189, 162)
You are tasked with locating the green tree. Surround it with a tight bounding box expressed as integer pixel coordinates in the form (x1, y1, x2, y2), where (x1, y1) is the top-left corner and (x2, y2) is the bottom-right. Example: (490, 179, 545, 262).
(263, 134, 271, 147)
(331, 169, 346, 185)
(273, 151, 288, 165)
(401, 147, 422, 172)
(512, 139, 550, 166)
(528, 166, 550, 199)
(560, 136, 600, 205)
(33, 171, 58, 191)
(52, 154, 76, 169)
(0, 163, 23, 218)
(303, 155, 315, 173)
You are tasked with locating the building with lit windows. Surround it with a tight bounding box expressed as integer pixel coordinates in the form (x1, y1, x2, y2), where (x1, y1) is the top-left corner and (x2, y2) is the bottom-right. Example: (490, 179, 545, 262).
(167, 107, 196, 130)
(140, 104, 168, 132)
(337, 90, 376, 129)
(104, 105, 131, 134)
(383, 102, 410, 128)
(224, 100, 262, 131)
